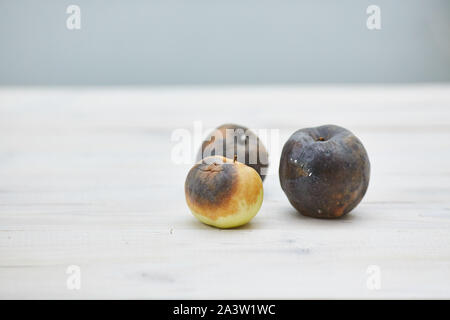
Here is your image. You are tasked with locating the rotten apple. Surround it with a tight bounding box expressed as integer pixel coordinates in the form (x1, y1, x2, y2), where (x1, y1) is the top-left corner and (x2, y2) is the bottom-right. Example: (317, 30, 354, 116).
(279, 125, 370, 218)
(197, 124, 269, 181)
(185, 155, 263, 228)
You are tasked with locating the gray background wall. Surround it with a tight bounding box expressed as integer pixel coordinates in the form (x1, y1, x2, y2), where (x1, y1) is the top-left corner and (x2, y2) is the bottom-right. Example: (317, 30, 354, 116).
(0, 0, 449, 85)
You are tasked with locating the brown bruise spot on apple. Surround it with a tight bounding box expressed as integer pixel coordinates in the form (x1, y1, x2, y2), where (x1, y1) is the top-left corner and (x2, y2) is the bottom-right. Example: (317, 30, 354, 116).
(317, 189, 363, 219)
(185, 157, 239, 220)
(295, 166, 308, 177)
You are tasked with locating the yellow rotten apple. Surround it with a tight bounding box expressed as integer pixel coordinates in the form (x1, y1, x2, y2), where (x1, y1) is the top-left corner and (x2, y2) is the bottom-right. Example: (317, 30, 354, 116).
(185, 155, 263, 228)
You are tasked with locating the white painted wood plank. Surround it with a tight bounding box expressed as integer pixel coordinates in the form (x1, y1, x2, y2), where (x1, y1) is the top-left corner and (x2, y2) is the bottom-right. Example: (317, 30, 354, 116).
(0, 85, 449, 299)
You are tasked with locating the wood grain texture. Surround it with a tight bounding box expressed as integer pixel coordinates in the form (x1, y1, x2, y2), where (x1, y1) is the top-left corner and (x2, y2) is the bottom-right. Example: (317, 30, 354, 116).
(0, 85, 449, 299)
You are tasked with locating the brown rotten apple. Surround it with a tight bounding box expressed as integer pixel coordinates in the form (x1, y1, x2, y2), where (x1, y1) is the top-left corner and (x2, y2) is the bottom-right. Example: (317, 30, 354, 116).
(197, 124, 269, 181)
(185, 155, 263, 228)
(279, 125, 370, 218)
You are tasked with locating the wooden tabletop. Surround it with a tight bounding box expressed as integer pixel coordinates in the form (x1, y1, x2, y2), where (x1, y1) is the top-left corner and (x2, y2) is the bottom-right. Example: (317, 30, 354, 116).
(1, 85, 449, 299)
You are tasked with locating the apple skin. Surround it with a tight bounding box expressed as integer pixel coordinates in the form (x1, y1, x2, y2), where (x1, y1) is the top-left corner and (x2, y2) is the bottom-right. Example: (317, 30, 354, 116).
(279, 125, 370, 219)
(197, 124, 269, 181)
(185, 156, 263, 228)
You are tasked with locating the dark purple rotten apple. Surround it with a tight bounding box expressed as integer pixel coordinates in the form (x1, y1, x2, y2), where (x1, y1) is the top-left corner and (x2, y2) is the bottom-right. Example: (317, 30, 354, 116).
(197, 124, 269, 181)
(279, 125, 370, 218)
